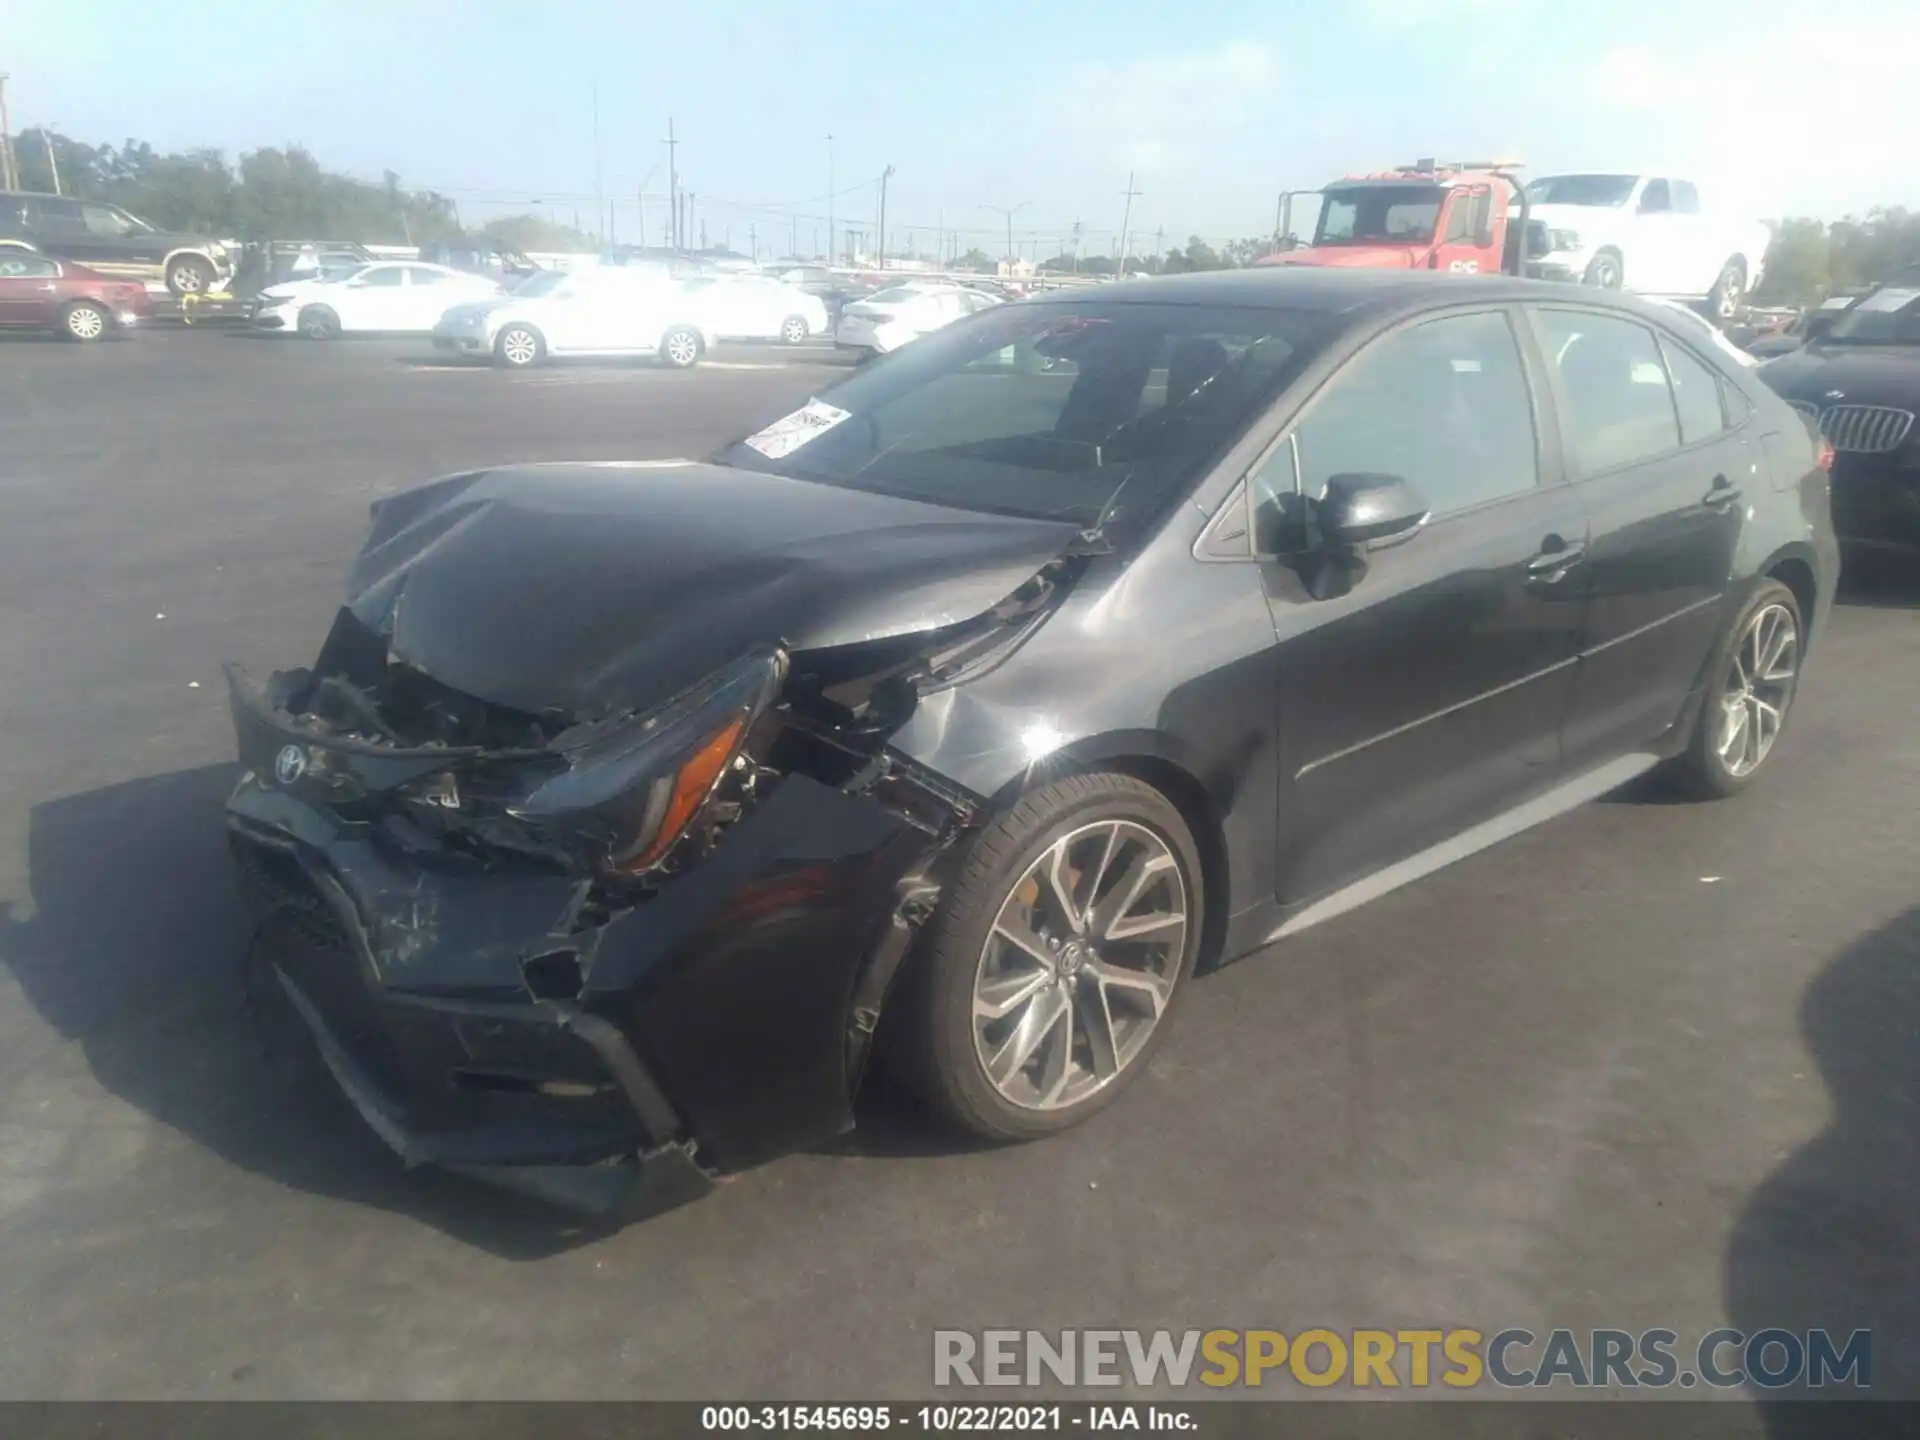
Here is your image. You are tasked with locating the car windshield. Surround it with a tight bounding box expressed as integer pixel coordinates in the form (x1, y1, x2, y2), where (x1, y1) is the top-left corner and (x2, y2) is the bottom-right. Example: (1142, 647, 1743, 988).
(1315, 186, 1444, 245)
(718, 301, 1328, 529)
(1526, 174, 1638, 207)
(1821, 286, 1920, 345)
(511, 269, 571, 297)
(868, 286, 935, 304)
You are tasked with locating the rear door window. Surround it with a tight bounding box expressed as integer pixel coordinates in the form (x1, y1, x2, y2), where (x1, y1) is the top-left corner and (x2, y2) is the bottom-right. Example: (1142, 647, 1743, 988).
(1534, 309, 1682, 473)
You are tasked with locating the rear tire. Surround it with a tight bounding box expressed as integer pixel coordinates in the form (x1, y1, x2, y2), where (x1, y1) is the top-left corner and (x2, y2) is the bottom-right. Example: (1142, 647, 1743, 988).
(659, 325, 703, 368)
(885, 773, 1203, 1142)
(1710, 259, 1747, 325)
(1663, 580, 1803, 799)
(493, 323, 544, 368)
(297, 305, 341, 340)
(61, 301, 111, 342)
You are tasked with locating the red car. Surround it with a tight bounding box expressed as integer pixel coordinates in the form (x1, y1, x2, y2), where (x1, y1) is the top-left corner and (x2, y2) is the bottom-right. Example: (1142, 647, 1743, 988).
(0, 250, 151, 340)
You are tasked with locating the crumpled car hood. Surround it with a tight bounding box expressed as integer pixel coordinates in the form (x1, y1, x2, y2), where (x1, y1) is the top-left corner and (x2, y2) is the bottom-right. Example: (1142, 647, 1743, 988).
(346, 462, 1081, 722)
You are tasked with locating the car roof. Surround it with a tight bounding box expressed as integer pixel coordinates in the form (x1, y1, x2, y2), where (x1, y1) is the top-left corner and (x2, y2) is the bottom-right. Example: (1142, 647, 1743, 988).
(1023, 267, 1716, 328)
(1023, 267, 1543, 312)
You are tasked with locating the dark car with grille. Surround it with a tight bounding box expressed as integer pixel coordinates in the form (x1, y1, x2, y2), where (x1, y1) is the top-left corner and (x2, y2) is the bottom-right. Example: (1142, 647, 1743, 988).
(1758, 281, 1920, 555)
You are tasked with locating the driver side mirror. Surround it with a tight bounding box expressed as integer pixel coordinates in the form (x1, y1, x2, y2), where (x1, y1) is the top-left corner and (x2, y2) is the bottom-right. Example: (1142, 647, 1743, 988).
(1319, 473, 1429, 547)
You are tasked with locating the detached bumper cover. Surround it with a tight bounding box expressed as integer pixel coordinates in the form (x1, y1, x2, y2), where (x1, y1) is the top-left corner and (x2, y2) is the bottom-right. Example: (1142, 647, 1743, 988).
(225, 667, 946, 1212)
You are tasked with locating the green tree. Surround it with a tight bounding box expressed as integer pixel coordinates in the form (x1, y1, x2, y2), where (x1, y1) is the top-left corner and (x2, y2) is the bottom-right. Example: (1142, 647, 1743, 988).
(476, 214, 596, 254)
(1755, 218, 1828, 306)
(951, 247, 993, 271)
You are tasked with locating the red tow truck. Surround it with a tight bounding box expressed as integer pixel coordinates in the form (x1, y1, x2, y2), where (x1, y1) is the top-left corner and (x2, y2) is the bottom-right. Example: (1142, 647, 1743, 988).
(1255, 159, 1535, 278)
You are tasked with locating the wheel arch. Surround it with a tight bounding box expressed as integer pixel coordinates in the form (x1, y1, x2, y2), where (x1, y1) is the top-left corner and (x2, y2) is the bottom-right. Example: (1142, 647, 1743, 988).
(978, 730, 1233, 974)
(1762, 546, 1819, 636)
(162, 246, 226, 276)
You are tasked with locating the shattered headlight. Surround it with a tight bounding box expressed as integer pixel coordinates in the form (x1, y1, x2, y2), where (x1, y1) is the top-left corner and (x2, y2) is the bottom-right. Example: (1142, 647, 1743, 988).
(508, 652, 781, 873)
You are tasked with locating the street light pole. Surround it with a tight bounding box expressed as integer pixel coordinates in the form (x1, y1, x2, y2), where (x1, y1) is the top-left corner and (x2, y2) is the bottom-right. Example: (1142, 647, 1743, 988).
(825, 133, 835, 265)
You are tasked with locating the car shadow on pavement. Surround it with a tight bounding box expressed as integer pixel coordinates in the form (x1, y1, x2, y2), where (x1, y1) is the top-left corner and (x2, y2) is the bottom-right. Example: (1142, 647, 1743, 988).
(1836, 554, 1920, 611)
(0, 764, 609, 1259)
(1725, 904, 1920, 1425)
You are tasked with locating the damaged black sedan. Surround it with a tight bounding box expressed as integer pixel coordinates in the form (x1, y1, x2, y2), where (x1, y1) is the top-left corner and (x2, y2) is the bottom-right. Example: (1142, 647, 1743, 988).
(228, 269, 1836, 1218)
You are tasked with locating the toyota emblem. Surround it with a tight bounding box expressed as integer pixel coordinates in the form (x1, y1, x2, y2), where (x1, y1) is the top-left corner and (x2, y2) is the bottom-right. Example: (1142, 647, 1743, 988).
(273, 744, 309, 785)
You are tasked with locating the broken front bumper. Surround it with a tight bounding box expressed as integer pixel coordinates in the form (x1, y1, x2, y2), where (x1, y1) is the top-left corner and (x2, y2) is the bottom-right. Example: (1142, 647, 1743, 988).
(225, 671, 949, 1216)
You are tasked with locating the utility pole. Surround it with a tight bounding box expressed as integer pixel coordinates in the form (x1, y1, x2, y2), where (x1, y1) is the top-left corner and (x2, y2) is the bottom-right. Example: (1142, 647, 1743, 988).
(688, 191, 697, 250)
(43, 124, 61, 196)
(876, 165, 895, 270)
(981, 201, 1029, 274)
(0, 74, 15, 192)
(748, 222, 757, 261)
(825, 132, 835, 264)
(662, 117, 681, 249)
(1154, 225, 1165, 260)
(1071, 219, 1083, 273)
(1116, 172, 1142, 278)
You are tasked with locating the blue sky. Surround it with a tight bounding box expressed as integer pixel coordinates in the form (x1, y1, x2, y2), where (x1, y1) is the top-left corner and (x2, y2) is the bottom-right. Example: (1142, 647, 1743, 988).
(5, 0, 1915, 252)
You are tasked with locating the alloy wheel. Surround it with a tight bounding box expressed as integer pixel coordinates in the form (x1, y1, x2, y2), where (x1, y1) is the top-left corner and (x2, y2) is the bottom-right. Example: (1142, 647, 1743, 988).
(782, 316, 808, 344)
(971, 819, 1188, 1112)
(665, 330, 699, 366)
(500, 328, 539, 366)
(1717, 602, 1797, 778)
(66, 306, 106, 340)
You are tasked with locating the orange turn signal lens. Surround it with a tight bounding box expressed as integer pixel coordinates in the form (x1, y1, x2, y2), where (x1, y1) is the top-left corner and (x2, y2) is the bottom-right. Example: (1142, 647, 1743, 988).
(624, 716, 746, 870)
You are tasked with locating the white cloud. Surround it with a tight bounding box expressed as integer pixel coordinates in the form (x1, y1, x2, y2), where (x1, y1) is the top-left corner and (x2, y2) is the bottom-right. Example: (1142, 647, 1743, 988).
(1587, 11, 1920, 216)
(1042, 40, 1280, 175)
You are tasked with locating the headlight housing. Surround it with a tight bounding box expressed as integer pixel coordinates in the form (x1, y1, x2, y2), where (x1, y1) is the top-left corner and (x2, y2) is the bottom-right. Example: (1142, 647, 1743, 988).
(1549, 228, 1583, 252)
(508, 651, 781, 872)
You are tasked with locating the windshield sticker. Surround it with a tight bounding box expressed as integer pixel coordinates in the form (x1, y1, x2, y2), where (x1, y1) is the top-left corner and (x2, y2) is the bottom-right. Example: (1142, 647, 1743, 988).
(742, 399, 853, 459)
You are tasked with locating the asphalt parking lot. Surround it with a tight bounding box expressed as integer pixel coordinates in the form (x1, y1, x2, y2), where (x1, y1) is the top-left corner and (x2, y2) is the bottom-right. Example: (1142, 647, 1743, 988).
(0, 326, 1914, 1405)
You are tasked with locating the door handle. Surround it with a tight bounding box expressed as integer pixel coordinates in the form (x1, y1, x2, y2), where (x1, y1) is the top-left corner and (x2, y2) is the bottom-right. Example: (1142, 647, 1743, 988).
(37, 282, 56, 292)
(1703, 475, 1743, 510)
(1527, 537, 1586, 580)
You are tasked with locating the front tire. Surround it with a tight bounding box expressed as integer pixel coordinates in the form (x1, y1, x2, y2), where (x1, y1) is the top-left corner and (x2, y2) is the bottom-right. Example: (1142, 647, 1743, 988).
(493, 323, 544, 368)
(659, 325, 703, 368)
(297, 305, 340, 340)
(888, 773, 1203, 1141)
(780, 314, 810, 345)
(61, 301, 111, 342)
(166, 254, 217, 296)
(1666, 580, 1803, 799)
(1583, 250, 1624, 290)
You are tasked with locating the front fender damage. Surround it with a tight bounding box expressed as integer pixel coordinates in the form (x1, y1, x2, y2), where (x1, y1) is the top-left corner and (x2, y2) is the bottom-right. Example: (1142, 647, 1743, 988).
(224, 549, 1080, 1213)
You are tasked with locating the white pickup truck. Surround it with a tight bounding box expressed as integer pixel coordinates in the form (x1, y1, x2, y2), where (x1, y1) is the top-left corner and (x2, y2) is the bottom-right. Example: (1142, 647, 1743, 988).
(1524, 173, 1771, 322)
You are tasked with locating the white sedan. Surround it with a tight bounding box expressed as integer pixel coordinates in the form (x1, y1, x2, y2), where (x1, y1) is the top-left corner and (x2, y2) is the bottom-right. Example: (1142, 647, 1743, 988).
(432, 266, 719, 368)
(679, 274, 830, 344)
(835, 283, 1001, 358)
(250, 262, 502, 338)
